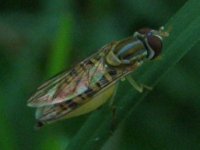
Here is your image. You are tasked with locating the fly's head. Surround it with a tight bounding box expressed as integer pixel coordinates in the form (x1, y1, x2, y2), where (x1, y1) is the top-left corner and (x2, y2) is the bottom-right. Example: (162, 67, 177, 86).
(134, 26, 170, 60)
(105, 27, 170, 67)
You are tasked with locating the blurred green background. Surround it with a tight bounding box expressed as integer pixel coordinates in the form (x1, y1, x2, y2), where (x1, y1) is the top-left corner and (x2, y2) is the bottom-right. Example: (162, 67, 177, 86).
(0, 0, 199, 150)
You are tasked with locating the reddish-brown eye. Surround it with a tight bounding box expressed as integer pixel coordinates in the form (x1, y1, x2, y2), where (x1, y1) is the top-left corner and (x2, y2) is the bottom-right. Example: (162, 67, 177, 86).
(137, 27, 162, 59)
(147, 36, 162, 59)
(137, 28, 152, 35)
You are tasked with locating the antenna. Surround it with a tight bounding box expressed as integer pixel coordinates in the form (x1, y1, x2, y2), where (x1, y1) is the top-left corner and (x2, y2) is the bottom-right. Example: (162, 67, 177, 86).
(158, 26, 172, 37)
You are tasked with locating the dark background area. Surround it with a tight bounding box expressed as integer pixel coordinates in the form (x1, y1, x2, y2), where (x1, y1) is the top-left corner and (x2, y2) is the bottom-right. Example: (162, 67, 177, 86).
(0, 0, 199, 150)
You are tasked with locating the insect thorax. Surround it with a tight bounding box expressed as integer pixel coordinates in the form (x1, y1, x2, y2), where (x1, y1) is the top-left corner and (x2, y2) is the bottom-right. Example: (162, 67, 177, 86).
(105, 37, 148, 67)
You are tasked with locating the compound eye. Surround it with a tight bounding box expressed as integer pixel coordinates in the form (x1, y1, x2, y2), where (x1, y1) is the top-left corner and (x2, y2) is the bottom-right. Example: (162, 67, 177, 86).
(137, 27, 163, 59)
(137, 28, 153, 35)
(147, 35, 162, 59)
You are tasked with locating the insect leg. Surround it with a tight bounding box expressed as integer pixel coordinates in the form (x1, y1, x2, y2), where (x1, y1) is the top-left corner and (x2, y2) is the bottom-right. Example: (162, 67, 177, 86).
(109, 82, 119, 107)
(110, 105, 116, 133)
(108, 83, 118, 132)
(126, 75, 153, 93)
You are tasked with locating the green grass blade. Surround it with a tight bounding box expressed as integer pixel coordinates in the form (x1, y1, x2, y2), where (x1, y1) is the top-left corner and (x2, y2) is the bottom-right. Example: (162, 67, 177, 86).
(45, 14, 72, 77)
(66, 0, 200, 149)
(0, 89, 16, 150)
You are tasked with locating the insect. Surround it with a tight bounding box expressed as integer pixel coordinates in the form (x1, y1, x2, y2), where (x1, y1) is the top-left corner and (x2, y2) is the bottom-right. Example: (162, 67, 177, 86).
(27, 27, 169, 129)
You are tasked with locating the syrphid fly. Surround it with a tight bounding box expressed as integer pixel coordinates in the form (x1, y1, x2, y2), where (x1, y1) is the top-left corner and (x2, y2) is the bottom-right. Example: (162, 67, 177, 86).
(27, 27, 169, 129)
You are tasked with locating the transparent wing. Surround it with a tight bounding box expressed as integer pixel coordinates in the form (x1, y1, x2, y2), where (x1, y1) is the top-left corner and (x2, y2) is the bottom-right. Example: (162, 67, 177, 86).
(35, 65, 123, 123)
(27, 43, 118, 107)
(28, 54, 106, 107)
